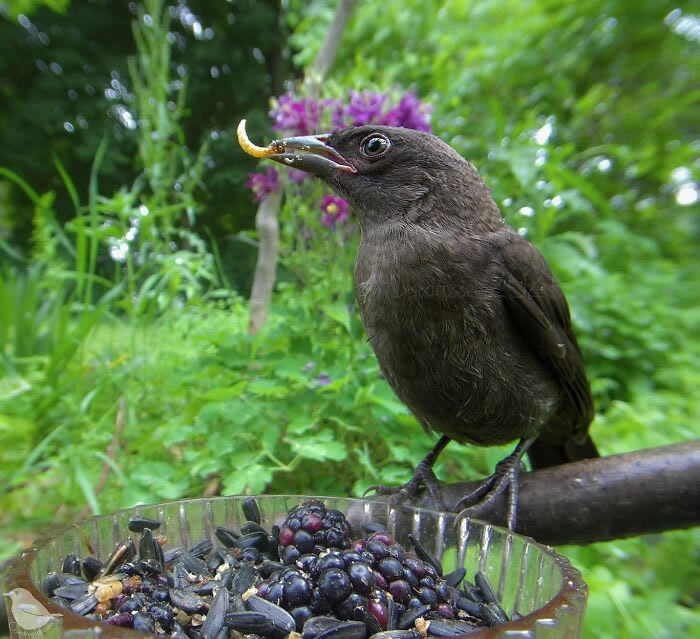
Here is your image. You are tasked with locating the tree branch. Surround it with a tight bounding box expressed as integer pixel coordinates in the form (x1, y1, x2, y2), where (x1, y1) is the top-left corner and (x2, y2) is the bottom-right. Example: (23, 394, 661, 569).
(400, 441, 700, 545)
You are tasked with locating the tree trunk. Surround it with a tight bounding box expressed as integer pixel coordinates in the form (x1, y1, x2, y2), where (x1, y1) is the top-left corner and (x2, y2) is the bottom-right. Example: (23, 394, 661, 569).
(248, 190, 282, 334)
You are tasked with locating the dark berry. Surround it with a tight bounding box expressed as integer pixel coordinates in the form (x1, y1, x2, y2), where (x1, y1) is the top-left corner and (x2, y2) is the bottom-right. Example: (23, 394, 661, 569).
(278, 527, 294, 546)
(373, 570, 388, 590)
(378, 558, 404, 581)
(107, 612, 133, 627)
(342, 551, 364, 566)
(350, 540, 365, 552)
(148, 604, 174, 631)
(290, 606, 313, 631)
(313, 553, 345, 577)
(368, 599, 389, 630)
(418, 576, 436, 590)
(293, 530, 315, 554)
(301, 513, 323, 533)
(407, 597, 422, 609)
(317, 568, 352, 603)
(284, 575, 312, 608)
(386, 544, 404, 562)
(119, 597, 143, 614)
(435, 582, 451, 603)
(326, 529, 347, 549)
(417, 587, 438, 607)
(403, 568, 418, 589)
(437, 603, 455, 618)
(366, 540, 389, 560)
(266, 581, 284, 604)
(309, 588, 331, 614)
(403, 557, 427, 580)
(287, 518, 302, 531)
(388, 579, 411, 604)
(337, 593, 368, 620)
(370, 588, 388, 607)
(282, 546, 301, 565)
(296, 554, 318, 573)
(348, 562, 375, 595)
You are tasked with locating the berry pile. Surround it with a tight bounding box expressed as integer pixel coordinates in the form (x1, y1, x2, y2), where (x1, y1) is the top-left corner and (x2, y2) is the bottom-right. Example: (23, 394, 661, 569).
(38, 499, 510, 638)
(259, 501, 458, 632)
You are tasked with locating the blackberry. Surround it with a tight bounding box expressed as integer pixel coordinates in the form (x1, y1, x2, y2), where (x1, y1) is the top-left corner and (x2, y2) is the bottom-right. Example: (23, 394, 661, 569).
(278, 500, 354, 563)
(261, 527, 454, 632)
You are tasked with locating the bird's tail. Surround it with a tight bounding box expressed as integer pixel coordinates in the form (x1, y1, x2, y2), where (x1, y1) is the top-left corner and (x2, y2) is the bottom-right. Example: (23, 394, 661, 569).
(527, 434, 598, 470)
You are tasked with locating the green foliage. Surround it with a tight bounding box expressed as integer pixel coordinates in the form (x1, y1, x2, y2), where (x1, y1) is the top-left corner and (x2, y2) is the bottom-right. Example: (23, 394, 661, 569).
(1, 0, 699, 637)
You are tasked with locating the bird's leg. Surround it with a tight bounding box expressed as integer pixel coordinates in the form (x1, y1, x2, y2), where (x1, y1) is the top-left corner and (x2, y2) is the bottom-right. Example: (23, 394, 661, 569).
(364, 435, 451, 511)
(454, 436, 537, 530)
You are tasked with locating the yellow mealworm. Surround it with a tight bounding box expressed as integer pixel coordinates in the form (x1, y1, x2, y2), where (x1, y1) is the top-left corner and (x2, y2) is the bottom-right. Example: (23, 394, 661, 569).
(237, 119, 275, 158)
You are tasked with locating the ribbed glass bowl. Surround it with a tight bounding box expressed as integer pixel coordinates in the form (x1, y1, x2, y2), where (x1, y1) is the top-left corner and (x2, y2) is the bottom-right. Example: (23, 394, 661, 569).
(3, 495, 587, 639)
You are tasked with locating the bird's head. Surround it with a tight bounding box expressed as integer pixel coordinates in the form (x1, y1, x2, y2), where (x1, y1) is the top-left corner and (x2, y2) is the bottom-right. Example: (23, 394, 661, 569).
(242, 123, 503, 232)
(3, 588, 21, 600)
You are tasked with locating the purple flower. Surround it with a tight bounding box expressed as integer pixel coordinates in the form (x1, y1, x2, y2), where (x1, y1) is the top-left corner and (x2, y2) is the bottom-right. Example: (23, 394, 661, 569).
(317, 372, 331, 386)
(269, 93, 320, 136)
(320, 195, 350, 228)
(245, 168, 280, 202)
(380, 92, 432, 132)
(288, 168, 307, 184)
(346, 91, 387, 127)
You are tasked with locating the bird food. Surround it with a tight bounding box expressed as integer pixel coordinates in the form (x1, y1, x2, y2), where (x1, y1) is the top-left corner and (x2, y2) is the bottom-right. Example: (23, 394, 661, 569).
(40, 499, 512, 638)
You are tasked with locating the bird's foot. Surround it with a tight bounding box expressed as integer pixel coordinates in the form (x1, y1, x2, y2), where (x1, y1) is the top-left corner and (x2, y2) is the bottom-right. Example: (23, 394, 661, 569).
(454, 437, 536, 530)
(363, 435, 450, 511)
(364, 463, 446, 511)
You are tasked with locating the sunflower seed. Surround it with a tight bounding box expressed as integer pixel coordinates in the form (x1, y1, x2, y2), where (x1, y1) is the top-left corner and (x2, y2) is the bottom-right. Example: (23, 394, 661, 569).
(128, 515, 162, 533)
(242, 497, 262, 525)
(200, 586, 229, 639)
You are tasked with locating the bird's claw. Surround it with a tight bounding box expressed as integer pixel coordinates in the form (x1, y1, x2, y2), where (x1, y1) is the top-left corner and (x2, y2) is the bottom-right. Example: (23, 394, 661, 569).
(454, 454, 526, 530)
(362, 466, 446, 511)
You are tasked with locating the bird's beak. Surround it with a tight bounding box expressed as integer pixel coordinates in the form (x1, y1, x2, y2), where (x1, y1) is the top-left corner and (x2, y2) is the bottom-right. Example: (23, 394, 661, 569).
(266, 134, 357, 175)
(237, 120, 356, 174)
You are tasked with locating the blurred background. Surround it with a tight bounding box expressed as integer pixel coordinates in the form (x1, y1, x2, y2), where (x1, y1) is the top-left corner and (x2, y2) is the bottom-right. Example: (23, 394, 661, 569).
(0, 1, 698, 637)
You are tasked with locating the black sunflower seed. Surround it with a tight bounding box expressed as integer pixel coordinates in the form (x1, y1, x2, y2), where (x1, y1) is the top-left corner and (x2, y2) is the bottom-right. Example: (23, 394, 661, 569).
(62, 554, 81, 577)
(169, 588, 206, 613)
(128, 515, 162, 533)
(215, 526, 240, 548)
(82, 557, 103, 581)
(43, 571, 61, 597)
(302, 615, 345, 639)
(242, 497, 262, 525)
(245, 595, 296, 637)
(444, 567, 465, 588)
(189, 539, 214, 560)
(425, 619, 480, 637)
(315, 621, 367, 639)
(69, 592, 98, 616)
(398, 604, 431, 630)
(200, 586, 229, 639)
(53, 583, 89, 600)
(233, 531, 269, 551)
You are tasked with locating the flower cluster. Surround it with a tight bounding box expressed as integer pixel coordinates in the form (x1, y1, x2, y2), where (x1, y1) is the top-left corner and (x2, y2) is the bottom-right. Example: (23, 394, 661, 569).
(269, 90, 433, 137)
(245, 168, 281, 203)
(247, 90, 432, 230)
(320, 195, 350, 228)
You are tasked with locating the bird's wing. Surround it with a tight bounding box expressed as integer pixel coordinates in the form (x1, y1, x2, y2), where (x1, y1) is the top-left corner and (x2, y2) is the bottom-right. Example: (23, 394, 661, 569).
(497, 233, 594, 441)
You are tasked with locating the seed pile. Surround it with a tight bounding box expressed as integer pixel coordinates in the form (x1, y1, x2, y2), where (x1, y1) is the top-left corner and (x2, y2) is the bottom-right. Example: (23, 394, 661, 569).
(41, 499, 511, 638)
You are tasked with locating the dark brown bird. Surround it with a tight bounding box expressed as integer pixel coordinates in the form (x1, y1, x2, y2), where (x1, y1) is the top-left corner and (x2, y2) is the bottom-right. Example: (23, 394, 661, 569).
(242, 123, 597, 528)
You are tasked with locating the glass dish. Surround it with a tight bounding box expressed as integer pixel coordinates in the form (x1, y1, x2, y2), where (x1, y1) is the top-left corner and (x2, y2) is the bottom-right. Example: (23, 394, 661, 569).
(2, 495, 587, 638)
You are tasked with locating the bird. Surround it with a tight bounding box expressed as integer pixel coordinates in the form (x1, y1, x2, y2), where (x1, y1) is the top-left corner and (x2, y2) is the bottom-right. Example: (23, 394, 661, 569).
(238, 121, 598, 528)
(3, 587, 63, 631)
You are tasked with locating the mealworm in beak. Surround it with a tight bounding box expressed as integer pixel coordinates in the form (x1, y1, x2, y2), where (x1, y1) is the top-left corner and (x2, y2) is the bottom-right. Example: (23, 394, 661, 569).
(237, 119, 276, 158)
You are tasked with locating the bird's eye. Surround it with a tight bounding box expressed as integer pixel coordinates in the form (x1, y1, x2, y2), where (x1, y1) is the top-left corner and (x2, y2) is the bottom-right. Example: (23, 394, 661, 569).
(361, 134, 390, 157)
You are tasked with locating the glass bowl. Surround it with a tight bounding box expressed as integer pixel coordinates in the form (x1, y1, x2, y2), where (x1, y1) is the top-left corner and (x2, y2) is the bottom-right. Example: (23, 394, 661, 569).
(2, 495, 587, 638)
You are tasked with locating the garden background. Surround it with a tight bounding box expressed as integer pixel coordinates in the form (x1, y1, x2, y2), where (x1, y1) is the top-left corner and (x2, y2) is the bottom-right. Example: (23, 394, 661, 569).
(0, 1, 698, 637)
